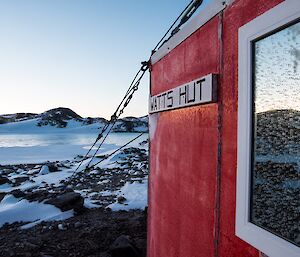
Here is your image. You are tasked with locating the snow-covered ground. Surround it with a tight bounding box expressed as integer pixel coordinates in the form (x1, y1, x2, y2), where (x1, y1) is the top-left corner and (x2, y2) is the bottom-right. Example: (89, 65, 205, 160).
(0, 195, 74, 229)
(108, 179, 148, 211)
(0, 116, 148, 164)
(0, 118, 100, 134)
(0, 120, 149, 228)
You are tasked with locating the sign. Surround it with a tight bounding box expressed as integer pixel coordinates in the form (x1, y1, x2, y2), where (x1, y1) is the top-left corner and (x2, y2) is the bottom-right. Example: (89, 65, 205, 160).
(149, 73, 218, 113)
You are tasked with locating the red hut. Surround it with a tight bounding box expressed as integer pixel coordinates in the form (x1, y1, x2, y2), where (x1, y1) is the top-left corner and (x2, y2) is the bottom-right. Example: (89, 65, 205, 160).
(148, 0, 300, 257)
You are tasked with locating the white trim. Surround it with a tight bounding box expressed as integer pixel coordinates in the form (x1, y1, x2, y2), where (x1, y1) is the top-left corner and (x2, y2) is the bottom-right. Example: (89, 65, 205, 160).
(237, 1, 300, 257)
(151, 0, 227, 65)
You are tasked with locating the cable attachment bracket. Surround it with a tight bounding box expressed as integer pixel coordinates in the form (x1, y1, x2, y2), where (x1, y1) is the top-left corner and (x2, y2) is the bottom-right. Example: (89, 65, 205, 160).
(141, 60, 150, 71)
(96, 133, 103, 141)
(110, 113, 117, 122)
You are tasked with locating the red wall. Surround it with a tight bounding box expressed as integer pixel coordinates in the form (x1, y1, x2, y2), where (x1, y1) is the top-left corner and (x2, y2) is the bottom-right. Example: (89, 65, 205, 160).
(148, 0, 283, 257)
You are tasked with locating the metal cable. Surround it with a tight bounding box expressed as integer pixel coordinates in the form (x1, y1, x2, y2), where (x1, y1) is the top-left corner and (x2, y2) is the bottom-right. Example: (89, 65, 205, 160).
(75, 122, 110, 171)
(153, 0, 194, 51)
(75, 63, 148, 171)
(84, 69, 147, 168)
(85, 119, 117, 168)
(76, 0, 203, 172)
(87, 132, 145, 170)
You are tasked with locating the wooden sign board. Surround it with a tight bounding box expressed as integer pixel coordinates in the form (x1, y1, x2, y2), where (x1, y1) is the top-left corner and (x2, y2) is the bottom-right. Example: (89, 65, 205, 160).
(149, 73, 218, 114)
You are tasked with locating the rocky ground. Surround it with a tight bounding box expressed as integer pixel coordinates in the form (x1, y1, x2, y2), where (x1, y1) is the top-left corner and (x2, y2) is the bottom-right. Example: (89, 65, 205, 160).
(0, 208, 147, 257)
(0, 146, 148, 208)
(0, 144, 149, 257)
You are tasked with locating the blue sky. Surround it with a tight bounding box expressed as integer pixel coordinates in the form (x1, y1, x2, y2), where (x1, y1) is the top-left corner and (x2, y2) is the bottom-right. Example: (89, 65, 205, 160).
(0, 0, 210, 118)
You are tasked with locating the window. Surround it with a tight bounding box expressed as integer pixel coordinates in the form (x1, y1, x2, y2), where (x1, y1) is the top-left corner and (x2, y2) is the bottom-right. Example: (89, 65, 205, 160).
(236, 1, 300, 257)
(251, 20, 300, 246)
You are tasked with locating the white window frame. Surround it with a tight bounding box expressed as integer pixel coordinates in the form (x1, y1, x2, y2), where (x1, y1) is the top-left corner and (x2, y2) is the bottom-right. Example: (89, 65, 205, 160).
(236, 1, 300, 257)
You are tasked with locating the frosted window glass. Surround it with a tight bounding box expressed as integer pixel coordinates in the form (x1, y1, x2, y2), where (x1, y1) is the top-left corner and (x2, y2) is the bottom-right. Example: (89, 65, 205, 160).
(251, 21, 300, 247)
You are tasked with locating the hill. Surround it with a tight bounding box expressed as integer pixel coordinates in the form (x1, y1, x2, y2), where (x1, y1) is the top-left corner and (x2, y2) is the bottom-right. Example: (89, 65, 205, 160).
(0, 107, 148, 133)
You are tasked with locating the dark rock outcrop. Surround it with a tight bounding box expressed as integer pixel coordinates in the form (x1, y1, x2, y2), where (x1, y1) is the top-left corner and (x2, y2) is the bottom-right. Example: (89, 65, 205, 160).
(0, 176, 10, 185)
(37, 107, 83, 128)
(0, 113, 38, 124)
(45, 192, 84, 212)
(112, 116, 148, 133)
(109, 235, 140, 257)
(11, 189, 26, 199)
(0, 193, 6, 202)
(0, 107, 148, 132)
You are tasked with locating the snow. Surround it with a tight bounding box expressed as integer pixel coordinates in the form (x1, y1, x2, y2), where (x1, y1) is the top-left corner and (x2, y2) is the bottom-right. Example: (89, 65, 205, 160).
(0, 168, 75, 193)
(0, 116, 148, 135)
(0, 195, 74, 229)
(0, 130, 148, 165)
(0, 121, 149, 227)
(108, 179, 148, 211)
(97, 179, 110, 184)
(100, 190, 115, 197)
(83, 199, 101, 209)
(16, 168, 24, 173)
(94, 151, 131, 170)
(0, 118, 103, 134)
(0, 183, 12, 192)
(27, 169, 39, 175)
(39, 165, 49, 175)
(32, 169, 74, 186)
(58, 223, 65, 230)
(131, 125, 148, 132)
(0, 144, 88, 165)
(0, 119, 106, 164)
(21, 211, 74, 229)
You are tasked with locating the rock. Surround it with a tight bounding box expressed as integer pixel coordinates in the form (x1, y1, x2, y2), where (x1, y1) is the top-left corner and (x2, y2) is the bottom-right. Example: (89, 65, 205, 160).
(11, 189, 26, 198)
(39, 166, 50, 175)
(117, 196, 126, 204)
(58, 224, 66, 230)
(27, 169, 39, 175)
(23, 241, 39, 250)
(0, 176, 10, 185)
(26, 190, 49, 202)
(0, 193, 6, 202)
(48, 164, 59, 172)
(14, 176, 29, 185)
(45, 192, 84, 212)
(295, 234, 300, 244)
(38, 163, 58, 173)
(40, 254, 54, 257)
(109, 235, 140, 257)
(99, 251, 111, 257)
(37, 107, 83, 128)
(74, 221, 82, 228)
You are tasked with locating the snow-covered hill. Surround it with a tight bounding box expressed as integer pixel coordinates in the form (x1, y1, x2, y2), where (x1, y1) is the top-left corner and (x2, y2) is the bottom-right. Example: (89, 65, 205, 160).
(0, 107, 148, 133)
